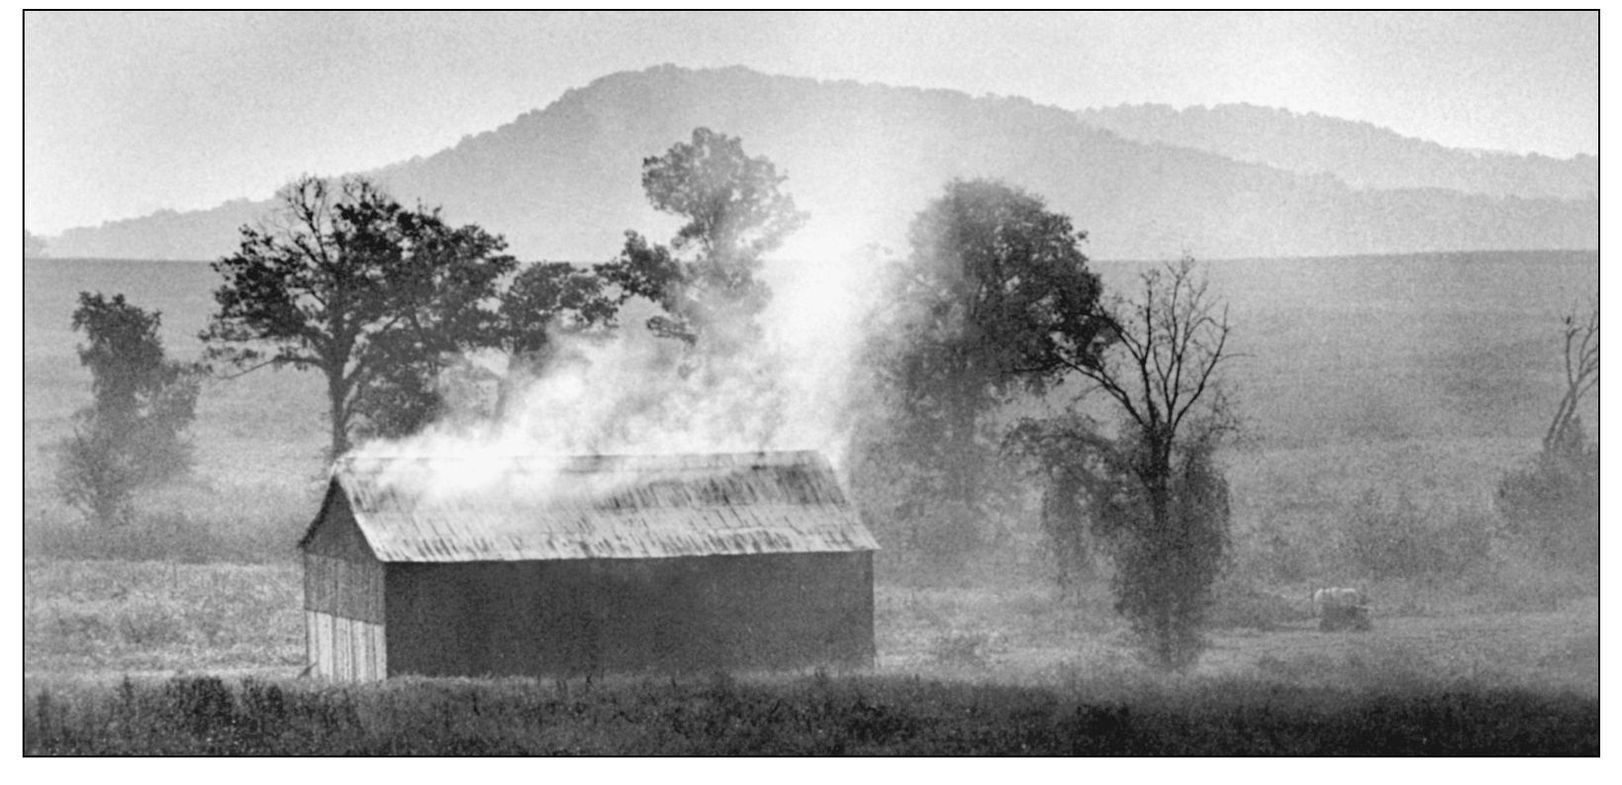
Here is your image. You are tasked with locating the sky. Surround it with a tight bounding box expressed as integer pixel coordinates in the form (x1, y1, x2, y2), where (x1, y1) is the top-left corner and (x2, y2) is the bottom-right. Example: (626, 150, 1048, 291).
(22, 10, 1600, 235)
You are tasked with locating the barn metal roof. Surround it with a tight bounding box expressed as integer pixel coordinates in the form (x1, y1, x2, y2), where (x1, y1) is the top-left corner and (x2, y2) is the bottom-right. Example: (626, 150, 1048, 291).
(309, 451, 879, 562)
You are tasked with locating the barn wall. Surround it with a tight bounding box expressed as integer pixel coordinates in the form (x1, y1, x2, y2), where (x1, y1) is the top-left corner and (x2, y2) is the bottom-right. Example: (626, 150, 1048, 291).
(305, 610, 386, 681)
(384, 552, 874, 678)
(301, 492, 387, 681)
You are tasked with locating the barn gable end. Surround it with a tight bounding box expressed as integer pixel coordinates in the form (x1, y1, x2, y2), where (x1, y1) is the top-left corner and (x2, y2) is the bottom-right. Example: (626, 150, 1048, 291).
(301, 480, 376, 562)
(300, 479, 386, 680)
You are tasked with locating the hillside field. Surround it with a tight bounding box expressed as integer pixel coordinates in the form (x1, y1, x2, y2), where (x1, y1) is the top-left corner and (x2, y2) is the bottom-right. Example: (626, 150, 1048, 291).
(22, 250, 1599, 560)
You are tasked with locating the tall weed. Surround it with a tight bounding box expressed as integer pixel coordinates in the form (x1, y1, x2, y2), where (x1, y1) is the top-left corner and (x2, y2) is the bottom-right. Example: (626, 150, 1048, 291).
(22, 673, 1600, 755)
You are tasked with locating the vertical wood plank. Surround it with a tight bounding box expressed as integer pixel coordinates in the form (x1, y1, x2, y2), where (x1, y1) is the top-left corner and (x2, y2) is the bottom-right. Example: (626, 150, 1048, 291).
(327, 613, 339, 681)
(354, 620, 370, 681)
(324, 612, 335, 680)
(326, 614, 337, 681)
(315, 611, 331, 679)
(305, 610, 315, 674)
(336, 616, 351, 681)
(374, 622, 387, 679)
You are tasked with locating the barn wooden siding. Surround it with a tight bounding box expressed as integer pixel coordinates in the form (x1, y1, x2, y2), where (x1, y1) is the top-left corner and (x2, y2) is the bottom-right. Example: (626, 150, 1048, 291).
(302, 487, 387, 681)
(384, 551, 873, 678)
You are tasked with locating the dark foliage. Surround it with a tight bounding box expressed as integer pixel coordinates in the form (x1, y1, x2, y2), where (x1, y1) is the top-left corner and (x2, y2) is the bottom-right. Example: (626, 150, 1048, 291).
(489, 260, 622, 415)
(862, 179, 1108, 568)
(1340, 490, 1494, 580)
(1497, 421, 1599, 567)
(55, 292, 199, 526)
(495, 261, 620, 359)
(598, 127, 807, 357)
(1011, 417, 1233, 668)
(1013, 258, 1237, 670)
(201, 176, 518, 456)
(1496, 305, 1599, 567)
(1004, 414, 1117, 593)
(23, 675, 1599, 755)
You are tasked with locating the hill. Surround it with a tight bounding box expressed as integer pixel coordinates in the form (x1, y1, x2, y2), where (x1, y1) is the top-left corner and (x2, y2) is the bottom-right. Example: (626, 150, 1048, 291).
(1077, 103, 1597, 199)
(47, 65, 1597, 261)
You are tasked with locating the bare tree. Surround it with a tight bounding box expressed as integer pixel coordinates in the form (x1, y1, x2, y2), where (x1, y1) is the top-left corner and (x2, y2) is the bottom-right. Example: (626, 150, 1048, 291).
(1045, 255, 1237, 669)
(1070, 256, 1234, 500)
(1497, 301, 1599, 566)
(1543, 301, 1598, 453)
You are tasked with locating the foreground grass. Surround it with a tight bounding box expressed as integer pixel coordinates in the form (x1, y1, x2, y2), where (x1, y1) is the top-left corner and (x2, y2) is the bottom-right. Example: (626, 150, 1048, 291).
(24, 672, 1598, 755)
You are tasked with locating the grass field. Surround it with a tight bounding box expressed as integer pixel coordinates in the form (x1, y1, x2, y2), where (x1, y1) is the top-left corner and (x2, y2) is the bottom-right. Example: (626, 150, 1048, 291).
(22, 559, 1599, 754)
(24, 558, 1599, 691)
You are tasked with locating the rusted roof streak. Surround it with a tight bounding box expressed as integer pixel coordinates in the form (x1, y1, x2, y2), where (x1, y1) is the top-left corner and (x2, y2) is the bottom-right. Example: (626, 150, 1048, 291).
(320, 451, 878, 562)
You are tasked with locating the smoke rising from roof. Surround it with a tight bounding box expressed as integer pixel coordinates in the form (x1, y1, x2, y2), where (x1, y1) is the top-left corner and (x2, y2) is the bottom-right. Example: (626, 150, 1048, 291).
(352, 237, 888, 501)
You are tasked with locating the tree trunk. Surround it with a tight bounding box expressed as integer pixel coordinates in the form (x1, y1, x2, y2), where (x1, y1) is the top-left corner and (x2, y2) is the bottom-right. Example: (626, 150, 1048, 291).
(327, 374, 351, 460)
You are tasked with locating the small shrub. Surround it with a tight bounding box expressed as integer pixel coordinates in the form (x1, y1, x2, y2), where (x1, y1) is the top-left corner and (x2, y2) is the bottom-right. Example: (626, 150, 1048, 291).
(1496, 431, 1598, 568)
(1337, 490, 1492, 581)
(163, 676, 238, 738)
(1236, 515, 1317, 585)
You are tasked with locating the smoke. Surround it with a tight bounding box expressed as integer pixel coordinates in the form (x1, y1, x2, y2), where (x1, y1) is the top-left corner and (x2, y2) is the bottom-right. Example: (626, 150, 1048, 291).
(352, 236, 889, 500)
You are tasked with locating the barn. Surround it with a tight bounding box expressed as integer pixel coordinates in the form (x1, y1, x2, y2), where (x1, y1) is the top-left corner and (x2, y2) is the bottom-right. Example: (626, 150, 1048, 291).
(297, 450, 879, 682)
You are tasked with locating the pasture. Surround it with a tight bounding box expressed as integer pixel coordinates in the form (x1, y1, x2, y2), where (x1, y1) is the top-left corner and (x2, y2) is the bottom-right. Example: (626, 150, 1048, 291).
(22, 559, 1600, 754)
(21, 251, 1600, 753)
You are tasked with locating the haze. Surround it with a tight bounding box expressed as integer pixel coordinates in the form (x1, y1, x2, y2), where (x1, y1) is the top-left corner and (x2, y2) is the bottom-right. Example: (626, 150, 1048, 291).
(23, 10, 1598, 235)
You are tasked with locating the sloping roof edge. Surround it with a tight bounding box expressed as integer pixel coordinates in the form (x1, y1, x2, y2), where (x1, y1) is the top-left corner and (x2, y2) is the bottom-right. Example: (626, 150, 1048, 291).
(306, 450, 878, 563)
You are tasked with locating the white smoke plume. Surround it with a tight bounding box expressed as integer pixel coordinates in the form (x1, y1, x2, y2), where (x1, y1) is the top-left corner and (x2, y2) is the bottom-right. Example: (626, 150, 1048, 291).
(353, 234, 890, 501)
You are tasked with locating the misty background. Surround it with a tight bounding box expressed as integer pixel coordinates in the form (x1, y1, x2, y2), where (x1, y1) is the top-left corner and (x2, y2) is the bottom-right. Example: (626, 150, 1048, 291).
(19, 13, 1602, 750)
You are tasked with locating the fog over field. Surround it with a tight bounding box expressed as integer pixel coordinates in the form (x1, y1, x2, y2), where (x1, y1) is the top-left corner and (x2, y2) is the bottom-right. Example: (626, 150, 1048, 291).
(22, 11, 1600, 757)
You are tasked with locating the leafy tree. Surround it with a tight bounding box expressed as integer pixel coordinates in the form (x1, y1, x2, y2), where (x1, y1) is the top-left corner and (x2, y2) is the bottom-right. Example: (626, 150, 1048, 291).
(1002, 413, 1115, 594)
(1016, 257, 1237, 669)
(201, 175, 517, 456)
(1497, 303, 1599, 566)
(25, 229, 46, 258)
(56, 293, 199, 525)
(496, 262, 620, 362)
(488, 261, 622, 415)
(864, 179, 1110, 566)
(599, 127, 807, 358)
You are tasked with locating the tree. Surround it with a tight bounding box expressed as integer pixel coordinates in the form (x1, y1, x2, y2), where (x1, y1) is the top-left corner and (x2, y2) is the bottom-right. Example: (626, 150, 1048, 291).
(489, 261, 622, 415)
(496, 262, 620, 364)
(1497, 303, 1599, 566)
(56, 293, 199, 525)
(1024, 257, 1237, 669)
(1541, 303, 1598, 454)
(599, 127, 807, 358)
(201, 175, 517, 457)
(25, 229, 47, 258)
(863, 179, 1110, 566)
(1002, 413, 1115, 594)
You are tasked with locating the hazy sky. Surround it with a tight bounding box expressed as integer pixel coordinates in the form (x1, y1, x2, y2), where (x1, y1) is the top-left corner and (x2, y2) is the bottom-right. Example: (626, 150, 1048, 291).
(24, 10, 1598, 234)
